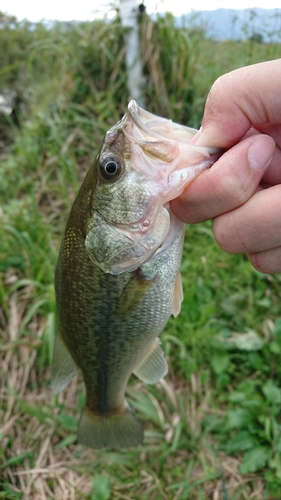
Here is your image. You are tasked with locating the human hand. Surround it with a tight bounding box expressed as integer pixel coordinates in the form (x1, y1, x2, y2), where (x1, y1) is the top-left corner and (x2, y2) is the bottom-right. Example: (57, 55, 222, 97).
(171, 59, 281, 274)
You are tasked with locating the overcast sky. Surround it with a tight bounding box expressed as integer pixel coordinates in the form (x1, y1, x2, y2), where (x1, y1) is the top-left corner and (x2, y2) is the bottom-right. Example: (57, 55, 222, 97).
(1, 0, 281, 22)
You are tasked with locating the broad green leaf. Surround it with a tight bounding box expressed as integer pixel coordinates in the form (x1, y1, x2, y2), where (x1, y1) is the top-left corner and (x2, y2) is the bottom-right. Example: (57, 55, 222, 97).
(228, 391, 246, 404)
(210, 352, 229, 375)
(225, 409, 253, 430)
(57, 414, 77, 430)
(240, 446, 271, 474)
(270, 341, 281, 355)
(91, 476, 111, 500)
(269, 453, 281, 479)
(221, 430, 257, 453)
(262, 380, 281, 405)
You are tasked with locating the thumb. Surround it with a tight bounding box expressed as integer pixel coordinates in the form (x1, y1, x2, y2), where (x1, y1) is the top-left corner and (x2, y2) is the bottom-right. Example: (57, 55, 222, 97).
(171, 134, 275, 224)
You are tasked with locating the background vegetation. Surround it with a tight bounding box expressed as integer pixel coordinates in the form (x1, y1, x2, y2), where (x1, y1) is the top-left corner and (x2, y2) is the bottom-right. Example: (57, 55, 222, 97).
(1, 7, 281, 499)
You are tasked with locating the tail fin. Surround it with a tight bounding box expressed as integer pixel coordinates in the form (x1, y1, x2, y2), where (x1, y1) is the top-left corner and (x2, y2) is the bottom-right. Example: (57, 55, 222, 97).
(77, 403, 143, 449)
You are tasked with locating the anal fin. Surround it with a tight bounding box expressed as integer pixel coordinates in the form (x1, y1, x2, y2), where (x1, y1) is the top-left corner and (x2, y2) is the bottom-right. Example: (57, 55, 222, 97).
(133, 338, 168, 384)
(172, 272, 183, 317)
(50, 330, 77, 394)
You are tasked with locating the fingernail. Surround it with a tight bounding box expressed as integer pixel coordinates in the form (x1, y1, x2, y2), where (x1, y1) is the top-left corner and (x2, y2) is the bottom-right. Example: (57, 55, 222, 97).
(248, 135, 275, 171)
(195, 126, 222, 148)
(192, 127, 202, 144)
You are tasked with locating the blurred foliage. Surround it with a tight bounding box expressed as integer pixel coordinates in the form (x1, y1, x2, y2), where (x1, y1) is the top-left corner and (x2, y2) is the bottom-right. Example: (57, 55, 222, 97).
(1, 7, 281, 139)
(0, 12, 52, 137)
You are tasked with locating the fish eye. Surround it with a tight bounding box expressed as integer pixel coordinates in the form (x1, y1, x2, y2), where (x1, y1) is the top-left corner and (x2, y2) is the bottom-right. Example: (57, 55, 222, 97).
(99, 156, 123, 181)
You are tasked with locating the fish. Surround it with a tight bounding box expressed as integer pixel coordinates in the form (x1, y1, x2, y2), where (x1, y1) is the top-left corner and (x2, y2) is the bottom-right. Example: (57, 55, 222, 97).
(50, 100, 221, 450)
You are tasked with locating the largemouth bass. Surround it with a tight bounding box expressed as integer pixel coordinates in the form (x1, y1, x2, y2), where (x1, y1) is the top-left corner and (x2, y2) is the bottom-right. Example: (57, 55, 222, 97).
(51, 101, 220, 449)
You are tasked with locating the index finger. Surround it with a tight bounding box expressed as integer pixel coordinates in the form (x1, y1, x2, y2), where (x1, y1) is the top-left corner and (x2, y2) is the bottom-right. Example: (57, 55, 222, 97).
(171, 134, 275, 223)
(196, 59, 281, 149)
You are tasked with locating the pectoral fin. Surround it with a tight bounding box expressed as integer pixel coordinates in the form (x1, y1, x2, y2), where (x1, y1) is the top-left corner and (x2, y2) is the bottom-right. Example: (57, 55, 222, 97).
(116, 271, 156, 319)
(133, 338, 168, 384)
(50, 330, 77, 394)
(171, 272, 183, 317)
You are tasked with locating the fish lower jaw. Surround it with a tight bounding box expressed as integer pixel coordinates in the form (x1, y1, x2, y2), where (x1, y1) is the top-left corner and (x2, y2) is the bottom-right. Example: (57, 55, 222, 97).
(101, 209, 171, 274)
(103, 246, 158, 275)
(121, 218, 151, 235)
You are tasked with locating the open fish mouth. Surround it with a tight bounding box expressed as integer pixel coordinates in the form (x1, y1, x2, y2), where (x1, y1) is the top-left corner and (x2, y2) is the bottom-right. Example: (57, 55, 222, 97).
(121, 100, 222, 202)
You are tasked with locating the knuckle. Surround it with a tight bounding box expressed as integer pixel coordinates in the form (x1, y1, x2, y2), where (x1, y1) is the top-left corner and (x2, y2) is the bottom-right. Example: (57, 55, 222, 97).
(248, 249, 281, 275)
(248, 253, 269, 274)
(218, 174, 249, 207)
(213, 216, 233, 252)
(207, 72, 235, 109)
(213, 214, 248, 254)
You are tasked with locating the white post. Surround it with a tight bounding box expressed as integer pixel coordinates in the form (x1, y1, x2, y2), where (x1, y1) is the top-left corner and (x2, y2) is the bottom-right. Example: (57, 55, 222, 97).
(119, 0, 144, 107)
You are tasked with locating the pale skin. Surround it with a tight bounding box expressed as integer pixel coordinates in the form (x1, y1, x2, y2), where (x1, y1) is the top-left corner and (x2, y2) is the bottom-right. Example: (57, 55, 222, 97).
(171, 59, 281, 274)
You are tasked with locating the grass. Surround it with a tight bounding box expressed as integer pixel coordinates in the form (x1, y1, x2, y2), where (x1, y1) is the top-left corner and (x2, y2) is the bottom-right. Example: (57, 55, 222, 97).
(1, 8, 281, 500)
